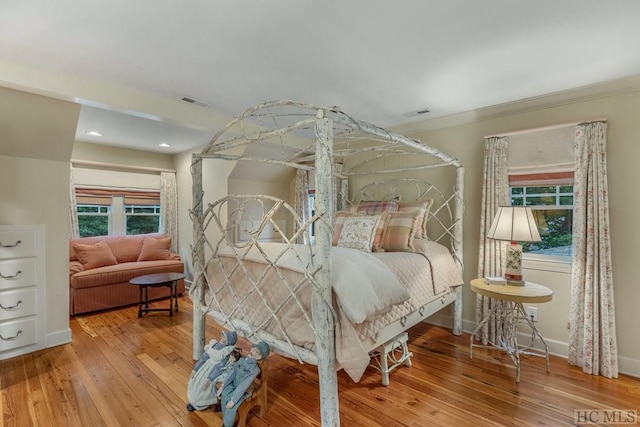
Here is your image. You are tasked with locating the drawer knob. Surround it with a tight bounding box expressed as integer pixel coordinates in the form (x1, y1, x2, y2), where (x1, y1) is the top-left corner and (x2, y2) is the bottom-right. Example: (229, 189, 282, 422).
(0, 240, 22, 248)
(0, 329, 23, 341)
(0, 299, 23, 311)
(0, 270, 22, 280)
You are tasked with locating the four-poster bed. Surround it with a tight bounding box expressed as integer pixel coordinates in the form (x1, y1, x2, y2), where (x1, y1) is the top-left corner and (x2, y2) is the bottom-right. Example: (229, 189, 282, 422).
(190, 100, 464, 426)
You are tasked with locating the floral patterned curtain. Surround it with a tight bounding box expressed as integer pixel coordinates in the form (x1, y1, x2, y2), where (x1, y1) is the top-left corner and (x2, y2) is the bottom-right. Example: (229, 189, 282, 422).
(69, 164, 80, 239)
(475, 136, 510, 343)
(569, 121, 618, 378)
(294, 169, 309, 244)
(160, 172, 179, 253)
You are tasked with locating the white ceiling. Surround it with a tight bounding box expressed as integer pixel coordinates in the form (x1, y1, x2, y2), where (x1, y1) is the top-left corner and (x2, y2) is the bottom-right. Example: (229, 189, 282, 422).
(2, 1, 640, 154)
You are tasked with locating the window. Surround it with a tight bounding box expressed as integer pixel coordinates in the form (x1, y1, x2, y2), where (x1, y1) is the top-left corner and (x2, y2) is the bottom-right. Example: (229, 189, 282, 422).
(507, 125, 575, 260)
(77, 205, 111, 237)
(76, 189, 160, 237)
(510, 184, 573, 257)
(125, 205, 161, 235)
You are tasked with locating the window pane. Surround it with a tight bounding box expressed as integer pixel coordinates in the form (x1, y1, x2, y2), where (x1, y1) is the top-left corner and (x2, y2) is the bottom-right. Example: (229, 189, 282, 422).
(559, 185, 573, 193)
(559, 195, 573, 205)
(78, 216, 109, 237)
(126, 216, 160, 235)
(511, 187, 524, 195)
(511, 198, 524, 206)
(125, 204, 161, 235)
(525, 196, 557, 206)
(526, 186, 556, 194)
(77, 206, 99, 214)
(522, 208, 573, 256)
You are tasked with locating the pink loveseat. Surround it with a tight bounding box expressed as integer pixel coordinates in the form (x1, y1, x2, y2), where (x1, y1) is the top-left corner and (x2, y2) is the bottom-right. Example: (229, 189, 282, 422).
(69, 233, 185, 315)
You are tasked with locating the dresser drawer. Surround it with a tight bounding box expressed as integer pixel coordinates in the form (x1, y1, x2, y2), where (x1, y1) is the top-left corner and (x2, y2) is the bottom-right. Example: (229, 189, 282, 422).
(0, 317, 36, 352)
(0, 288, 36, 321)
(0, 229, 37, 259)
(0, 259, 37, 290)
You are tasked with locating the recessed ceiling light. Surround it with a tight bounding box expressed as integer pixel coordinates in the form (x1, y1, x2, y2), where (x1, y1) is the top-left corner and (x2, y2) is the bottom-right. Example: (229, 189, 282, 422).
(158, 143, 171, 148)
(86, 130, 103, 137)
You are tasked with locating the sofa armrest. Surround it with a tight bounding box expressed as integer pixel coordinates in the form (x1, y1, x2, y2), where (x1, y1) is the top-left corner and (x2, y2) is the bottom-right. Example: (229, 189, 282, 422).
(70, 261, 84, 275)
(169, 253, 181, 261)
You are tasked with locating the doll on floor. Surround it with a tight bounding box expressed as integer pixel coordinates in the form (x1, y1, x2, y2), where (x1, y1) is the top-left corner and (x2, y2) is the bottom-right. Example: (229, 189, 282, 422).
(219, 341, 270, 427)
(186, 330, 237, 411)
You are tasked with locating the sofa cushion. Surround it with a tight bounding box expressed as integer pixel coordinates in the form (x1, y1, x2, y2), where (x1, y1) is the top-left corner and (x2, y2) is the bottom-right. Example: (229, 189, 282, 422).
(70, 233, 168, 263)
(70, 260, 184, 290)
(137, 237, 171, 261)
(72, 241, 118, 270)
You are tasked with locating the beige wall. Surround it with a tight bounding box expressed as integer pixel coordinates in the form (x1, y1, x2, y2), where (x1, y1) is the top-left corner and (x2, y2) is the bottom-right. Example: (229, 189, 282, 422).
(0, 88, 80, 347)
(173, 149, 238, 281)
(394, 85, 640, 376)
(0, 155, 72, 342)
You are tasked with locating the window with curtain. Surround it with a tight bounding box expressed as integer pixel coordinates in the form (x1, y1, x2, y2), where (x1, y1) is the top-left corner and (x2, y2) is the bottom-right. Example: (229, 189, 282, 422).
(76, 188, 161, 237)
(507, 125, 574, 259)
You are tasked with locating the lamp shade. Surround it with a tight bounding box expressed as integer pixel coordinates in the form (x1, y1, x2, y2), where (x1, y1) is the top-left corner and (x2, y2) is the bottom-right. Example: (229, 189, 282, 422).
(487, 206, 541, 242)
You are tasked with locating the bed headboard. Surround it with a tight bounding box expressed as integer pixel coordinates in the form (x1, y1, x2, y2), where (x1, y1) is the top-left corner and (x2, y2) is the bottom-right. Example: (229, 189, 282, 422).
(350, 176, 458, 239)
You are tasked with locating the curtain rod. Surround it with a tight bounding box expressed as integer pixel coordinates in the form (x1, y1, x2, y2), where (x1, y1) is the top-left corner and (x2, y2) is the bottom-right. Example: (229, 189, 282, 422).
(484, 116, 608, 139)
(71, 159, 176, 174)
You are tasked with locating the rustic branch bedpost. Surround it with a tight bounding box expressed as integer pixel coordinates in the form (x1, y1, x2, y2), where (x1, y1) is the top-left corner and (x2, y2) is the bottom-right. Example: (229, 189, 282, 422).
(453, 166, 465, 335)
(191, 155, 206, 358)
(313, 110, 340, 426)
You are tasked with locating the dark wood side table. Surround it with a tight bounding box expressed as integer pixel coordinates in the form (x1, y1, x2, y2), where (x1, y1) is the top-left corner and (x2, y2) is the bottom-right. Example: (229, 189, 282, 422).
(129, 272, 184, 318)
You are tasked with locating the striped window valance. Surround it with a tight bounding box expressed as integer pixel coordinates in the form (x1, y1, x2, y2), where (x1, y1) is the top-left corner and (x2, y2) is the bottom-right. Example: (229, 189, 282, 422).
(75, 188, 160, 206)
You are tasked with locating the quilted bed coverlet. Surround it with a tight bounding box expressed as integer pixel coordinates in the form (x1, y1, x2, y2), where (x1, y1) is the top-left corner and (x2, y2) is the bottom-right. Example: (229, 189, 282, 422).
(204, 240, 462, 382)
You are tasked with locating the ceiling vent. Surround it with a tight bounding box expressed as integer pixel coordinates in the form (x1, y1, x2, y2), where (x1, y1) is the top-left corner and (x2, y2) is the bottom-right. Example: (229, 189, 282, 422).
(180, 96, 210, 108)
(403, 108, 430, 118)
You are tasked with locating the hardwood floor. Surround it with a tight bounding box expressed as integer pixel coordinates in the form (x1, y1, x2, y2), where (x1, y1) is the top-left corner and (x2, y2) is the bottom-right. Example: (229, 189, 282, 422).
(2, 296, 639, 426)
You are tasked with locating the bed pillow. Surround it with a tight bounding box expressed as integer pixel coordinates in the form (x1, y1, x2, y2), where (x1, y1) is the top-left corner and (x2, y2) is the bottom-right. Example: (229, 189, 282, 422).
(332, 211, 355, 246)
(337, 215, 381, 252)
(381, 211, 422, 252)
(371, 212, 390, 252)
(137, 237, 171, 261)
(72, 241, 118, 270)
(398, 199, 433, 238)
(350, 200, 399, 215)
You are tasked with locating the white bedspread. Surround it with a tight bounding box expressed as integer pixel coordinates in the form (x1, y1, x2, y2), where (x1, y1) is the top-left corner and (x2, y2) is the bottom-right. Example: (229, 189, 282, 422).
(205, 240, 462, 382)
(220, 243, 410, 324)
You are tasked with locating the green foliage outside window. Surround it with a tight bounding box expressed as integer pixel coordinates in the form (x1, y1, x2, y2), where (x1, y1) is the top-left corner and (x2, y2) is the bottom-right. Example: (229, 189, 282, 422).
(510, 185, 573, 256)
(125, 205, 161, 235)
(78, 216, 109, 237)
(78, 205, 109, 237)
(126, 216, 160, 235)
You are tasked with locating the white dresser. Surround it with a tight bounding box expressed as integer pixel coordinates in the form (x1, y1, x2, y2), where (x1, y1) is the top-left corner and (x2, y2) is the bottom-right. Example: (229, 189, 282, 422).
(0, 225, 46, 360)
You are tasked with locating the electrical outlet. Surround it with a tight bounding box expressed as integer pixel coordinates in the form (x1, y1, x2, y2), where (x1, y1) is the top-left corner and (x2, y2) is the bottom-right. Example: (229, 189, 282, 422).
(525, 306, 538, 322)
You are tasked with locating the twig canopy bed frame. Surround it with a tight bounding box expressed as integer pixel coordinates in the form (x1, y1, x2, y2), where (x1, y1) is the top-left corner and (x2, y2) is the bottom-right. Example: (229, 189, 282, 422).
(190, 100, 464, 426)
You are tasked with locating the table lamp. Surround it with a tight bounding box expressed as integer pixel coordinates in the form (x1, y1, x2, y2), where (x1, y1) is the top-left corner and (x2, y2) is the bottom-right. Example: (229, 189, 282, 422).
(487, 206, 541, 286)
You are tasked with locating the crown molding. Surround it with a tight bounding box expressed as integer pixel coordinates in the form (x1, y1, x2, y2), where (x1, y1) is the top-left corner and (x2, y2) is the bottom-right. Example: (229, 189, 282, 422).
(393, 74, 640, 136)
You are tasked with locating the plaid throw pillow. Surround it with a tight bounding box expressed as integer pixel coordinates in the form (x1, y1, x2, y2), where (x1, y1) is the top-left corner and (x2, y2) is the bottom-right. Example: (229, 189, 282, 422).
(398, 199, 433, 239)
(350, 200, 399, 215)
(381, 211, 422, 252)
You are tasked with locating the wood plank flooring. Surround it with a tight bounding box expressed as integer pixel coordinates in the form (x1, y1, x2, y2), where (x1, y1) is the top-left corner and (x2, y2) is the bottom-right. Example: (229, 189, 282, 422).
(2, 296, 639, 426)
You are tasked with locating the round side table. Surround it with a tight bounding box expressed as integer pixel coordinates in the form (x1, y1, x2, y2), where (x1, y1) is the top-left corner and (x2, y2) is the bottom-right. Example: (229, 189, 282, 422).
(469, 277, 553, 383)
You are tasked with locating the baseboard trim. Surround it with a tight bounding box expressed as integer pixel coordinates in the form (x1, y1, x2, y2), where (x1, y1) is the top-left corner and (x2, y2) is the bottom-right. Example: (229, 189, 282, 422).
(426, 315, 639, 379)
(47, 328, 72, 349)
